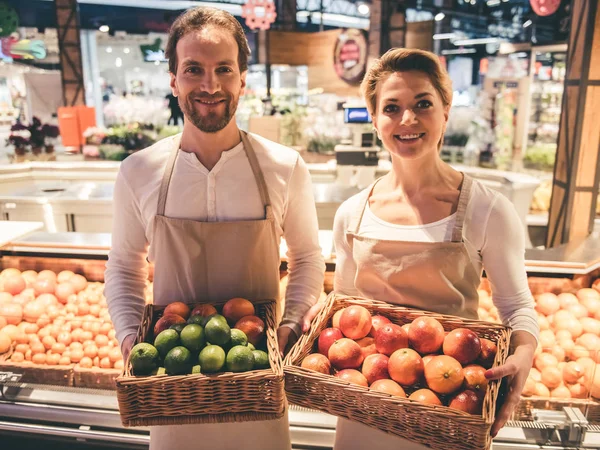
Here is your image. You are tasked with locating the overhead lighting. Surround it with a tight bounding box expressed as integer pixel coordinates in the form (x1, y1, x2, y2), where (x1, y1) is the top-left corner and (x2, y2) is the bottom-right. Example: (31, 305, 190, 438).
(123, 47, 130, 54)
(523, 19, 532, 28)
(486, 0, 501, 5)
(154, 60, 160, 66)
(105, 46, 113, 53)
(357, 3, 370, 15)
(453, 37, 503, 46)
(434, 12, 445, 21)
(99, 25, 109, 33)
(441, 48, 477, 55)
(115, 57, 122, 68)
(433, 33, 458, 40)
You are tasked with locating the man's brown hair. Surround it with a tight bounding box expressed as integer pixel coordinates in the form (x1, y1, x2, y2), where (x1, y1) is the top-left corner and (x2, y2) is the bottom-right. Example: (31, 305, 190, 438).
(165, 7, 251, 75)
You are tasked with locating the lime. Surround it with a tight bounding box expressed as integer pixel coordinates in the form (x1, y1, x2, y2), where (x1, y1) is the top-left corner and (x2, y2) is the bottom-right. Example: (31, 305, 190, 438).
(247, 342, 256, 351)
(187, 315, 205, 326)
(226, 345, 255, 372)
(198, 345, 226, 373)
(130, 343, 160, 375)
(164, 346, 193, 375)
(199, 314, 216, 327)
(252, 350, 270, 369)
(191, 364, 201, 374)
(230, 329, 248, 347)
(205, 317, 231, 346)
(154, 329, 180, 359)
(149, 366, 167, 376)
(180, 324, 206, 353)
(170, 323, 186, 334)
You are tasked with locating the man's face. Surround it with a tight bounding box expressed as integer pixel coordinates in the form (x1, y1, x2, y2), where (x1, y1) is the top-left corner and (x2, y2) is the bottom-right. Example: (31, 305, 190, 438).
(170, 27, 246, 133)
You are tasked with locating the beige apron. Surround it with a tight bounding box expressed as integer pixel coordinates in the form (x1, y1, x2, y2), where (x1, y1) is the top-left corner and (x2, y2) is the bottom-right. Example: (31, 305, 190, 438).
(149, 131, 290, 450)
(334, 174, 481, 450)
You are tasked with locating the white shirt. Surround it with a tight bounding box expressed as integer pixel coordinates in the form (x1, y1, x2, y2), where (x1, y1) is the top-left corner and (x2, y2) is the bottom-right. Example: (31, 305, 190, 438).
(334, 179, 539, 341)
(104, 133, 325, 345)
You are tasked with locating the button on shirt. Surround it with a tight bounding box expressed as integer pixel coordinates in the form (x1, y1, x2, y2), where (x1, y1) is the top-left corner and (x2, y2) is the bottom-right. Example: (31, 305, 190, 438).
(105, 133, 325, 345)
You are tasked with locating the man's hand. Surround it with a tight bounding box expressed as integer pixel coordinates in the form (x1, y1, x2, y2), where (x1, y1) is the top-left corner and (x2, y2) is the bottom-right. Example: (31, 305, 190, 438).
(121, 334, 137, 363)
(277, 327, 299, 358)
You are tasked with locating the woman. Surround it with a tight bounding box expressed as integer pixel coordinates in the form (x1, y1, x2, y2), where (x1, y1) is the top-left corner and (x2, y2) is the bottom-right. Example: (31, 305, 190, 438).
(303, 48, 539, 449)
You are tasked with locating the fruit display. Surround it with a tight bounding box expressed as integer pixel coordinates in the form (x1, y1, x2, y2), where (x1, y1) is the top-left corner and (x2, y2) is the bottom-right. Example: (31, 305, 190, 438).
(300, 305, 498, 415)
(129, 298, 270, 376)
(478, 280, 600, 401)
(0, 268, 124, 372)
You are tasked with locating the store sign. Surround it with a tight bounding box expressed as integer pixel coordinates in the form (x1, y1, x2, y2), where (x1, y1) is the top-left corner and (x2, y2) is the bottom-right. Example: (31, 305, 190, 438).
(140, 38, 167, 63)
(333, 29, 368, 86)
(530, 0, 561, 16)
(242, 0, 277, 31)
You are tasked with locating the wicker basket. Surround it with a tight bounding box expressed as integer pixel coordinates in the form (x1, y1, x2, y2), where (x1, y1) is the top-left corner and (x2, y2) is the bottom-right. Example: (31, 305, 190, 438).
(0, 361, 75, 386)
(284, 293, 512, 450)
(115, 300, 285, 427)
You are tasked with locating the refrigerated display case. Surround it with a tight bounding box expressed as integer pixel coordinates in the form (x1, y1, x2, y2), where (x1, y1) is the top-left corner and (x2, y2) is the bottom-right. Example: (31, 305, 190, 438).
(0, 230, 599, 449)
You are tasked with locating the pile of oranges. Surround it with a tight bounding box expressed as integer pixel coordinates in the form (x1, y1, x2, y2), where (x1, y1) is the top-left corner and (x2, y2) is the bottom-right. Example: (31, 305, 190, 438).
(0, 268, 123, 371)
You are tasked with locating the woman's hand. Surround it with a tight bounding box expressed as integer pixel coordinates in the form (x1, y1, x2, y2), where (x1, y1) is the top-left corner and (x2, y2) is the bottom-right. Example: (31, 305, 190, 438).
(301, 301, 325, 333)
(485, 331, 536, 437)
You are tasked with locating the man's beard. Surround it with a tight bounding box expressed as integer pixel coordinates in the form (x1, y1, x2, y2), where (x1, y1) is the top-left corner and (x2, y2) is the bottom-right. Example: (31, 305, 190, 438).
(180, 92, 238, 133)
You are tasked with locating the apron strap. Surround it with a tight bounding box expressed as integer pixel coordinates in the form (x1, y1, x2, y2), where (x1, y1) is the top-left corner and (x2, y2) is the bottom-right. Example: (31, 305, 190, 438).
(157, 134, 181, 216)
(451, 173, 473, 242)
(347, 179, 382, 235)
(240, 131, 273, 219)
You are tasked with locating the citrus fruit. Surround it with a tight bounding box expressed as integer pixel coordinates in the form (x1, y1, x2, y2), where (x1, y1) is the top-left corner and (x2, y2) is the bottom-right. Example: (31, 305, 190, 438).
(170, 323, 186, 334)
(230, 328, 248, 347)
(247, 342, 255, 351)
(199, 314, 216, 327)
(199, 345, 226, 373)
(180, 324, 205, 353)
(154, 329, 180, 359)
(164, 346, 193, 375)
(226, 345, 255, 372)
(222, 298, 255, 325)
(187, 315, 205, 326)
(252, 350, 269, 369)
(130, 343, 159, 375)
(191, 364, 201, 374)
(205, 317, 231, 346)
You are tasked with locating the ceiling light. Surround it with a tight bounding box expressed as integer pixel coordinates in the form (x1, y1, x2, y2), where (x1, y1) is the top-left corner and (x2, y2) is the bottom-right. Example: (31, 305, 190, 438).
(434, 33, 458, 40)
(357, 3, 370, 15)
(486, 0, 501, 5)
(99, 25, 109, 33)
(523, 19, 532, 28)
(441, 48, 477, 55)
(115, 57, 122, 68)
(123, 47, 130, 54)
(434, 12, 445, 21)
(105, 46, 112, 53)
(154, 60, 160, 66)
(453, 37, 503, 46)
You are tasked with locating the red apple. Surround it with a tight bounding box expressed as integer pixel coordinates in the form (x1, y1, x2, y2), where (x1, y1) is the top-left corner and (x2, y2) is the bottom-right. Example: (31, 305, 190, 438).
(375, 323, 408, 356)
(361, 353, 390, 385)
(448, 389, 483, 415)
(368, 315, 392, 337)
(443, 328, 481, 365)
(339, 305, 372, 339)
(301, 353, 331, 374)
(408, 317, 445, 354)
(328, 338, 364, 370)
(477, 338, 497, 368)
(318, 327, 343, 356)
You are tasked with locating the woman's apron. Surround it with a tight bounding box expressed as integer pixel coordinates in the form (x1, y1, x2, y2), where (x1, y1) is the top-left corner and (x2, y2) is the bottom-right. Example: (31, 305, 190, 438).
(334, 174, 481, 450)
(149, 131, 290, 450)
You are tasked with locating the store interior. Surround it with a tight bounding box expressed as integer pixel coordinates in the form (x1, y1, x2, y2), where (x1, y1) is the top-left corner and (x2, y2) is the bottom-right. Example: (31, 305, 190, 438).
(0, 0, 599, 449)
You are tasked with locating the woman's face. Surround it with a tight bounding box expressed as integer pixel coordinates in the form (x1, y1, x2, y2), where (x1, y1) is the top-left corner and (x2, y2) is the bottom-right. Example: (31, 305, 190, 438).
(373, 70, 449, 161)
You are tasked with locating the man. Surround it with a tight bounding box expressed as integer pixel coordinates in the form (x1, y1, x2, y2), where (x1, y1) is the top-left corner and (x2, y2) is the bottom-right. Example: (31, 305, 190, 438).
(104, 7, 325, 450)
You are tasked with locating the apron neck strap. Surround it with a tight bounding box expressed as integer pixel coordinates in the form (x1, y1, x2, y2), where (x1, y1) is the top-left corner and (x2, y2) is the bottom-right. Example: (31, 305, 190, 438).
(240, 131, 272, 215)
(348, 178, 382, 234)
(157, 134, 181, 216)
(451, 173, 473, 242)
(156, 132, 272, 218)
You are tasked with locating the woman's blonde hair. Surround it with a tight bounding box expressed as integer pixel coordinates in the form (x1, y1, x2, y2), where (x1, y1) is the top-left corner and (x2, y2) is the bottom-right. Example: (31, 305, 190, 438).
(361, 48, 453, 116)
